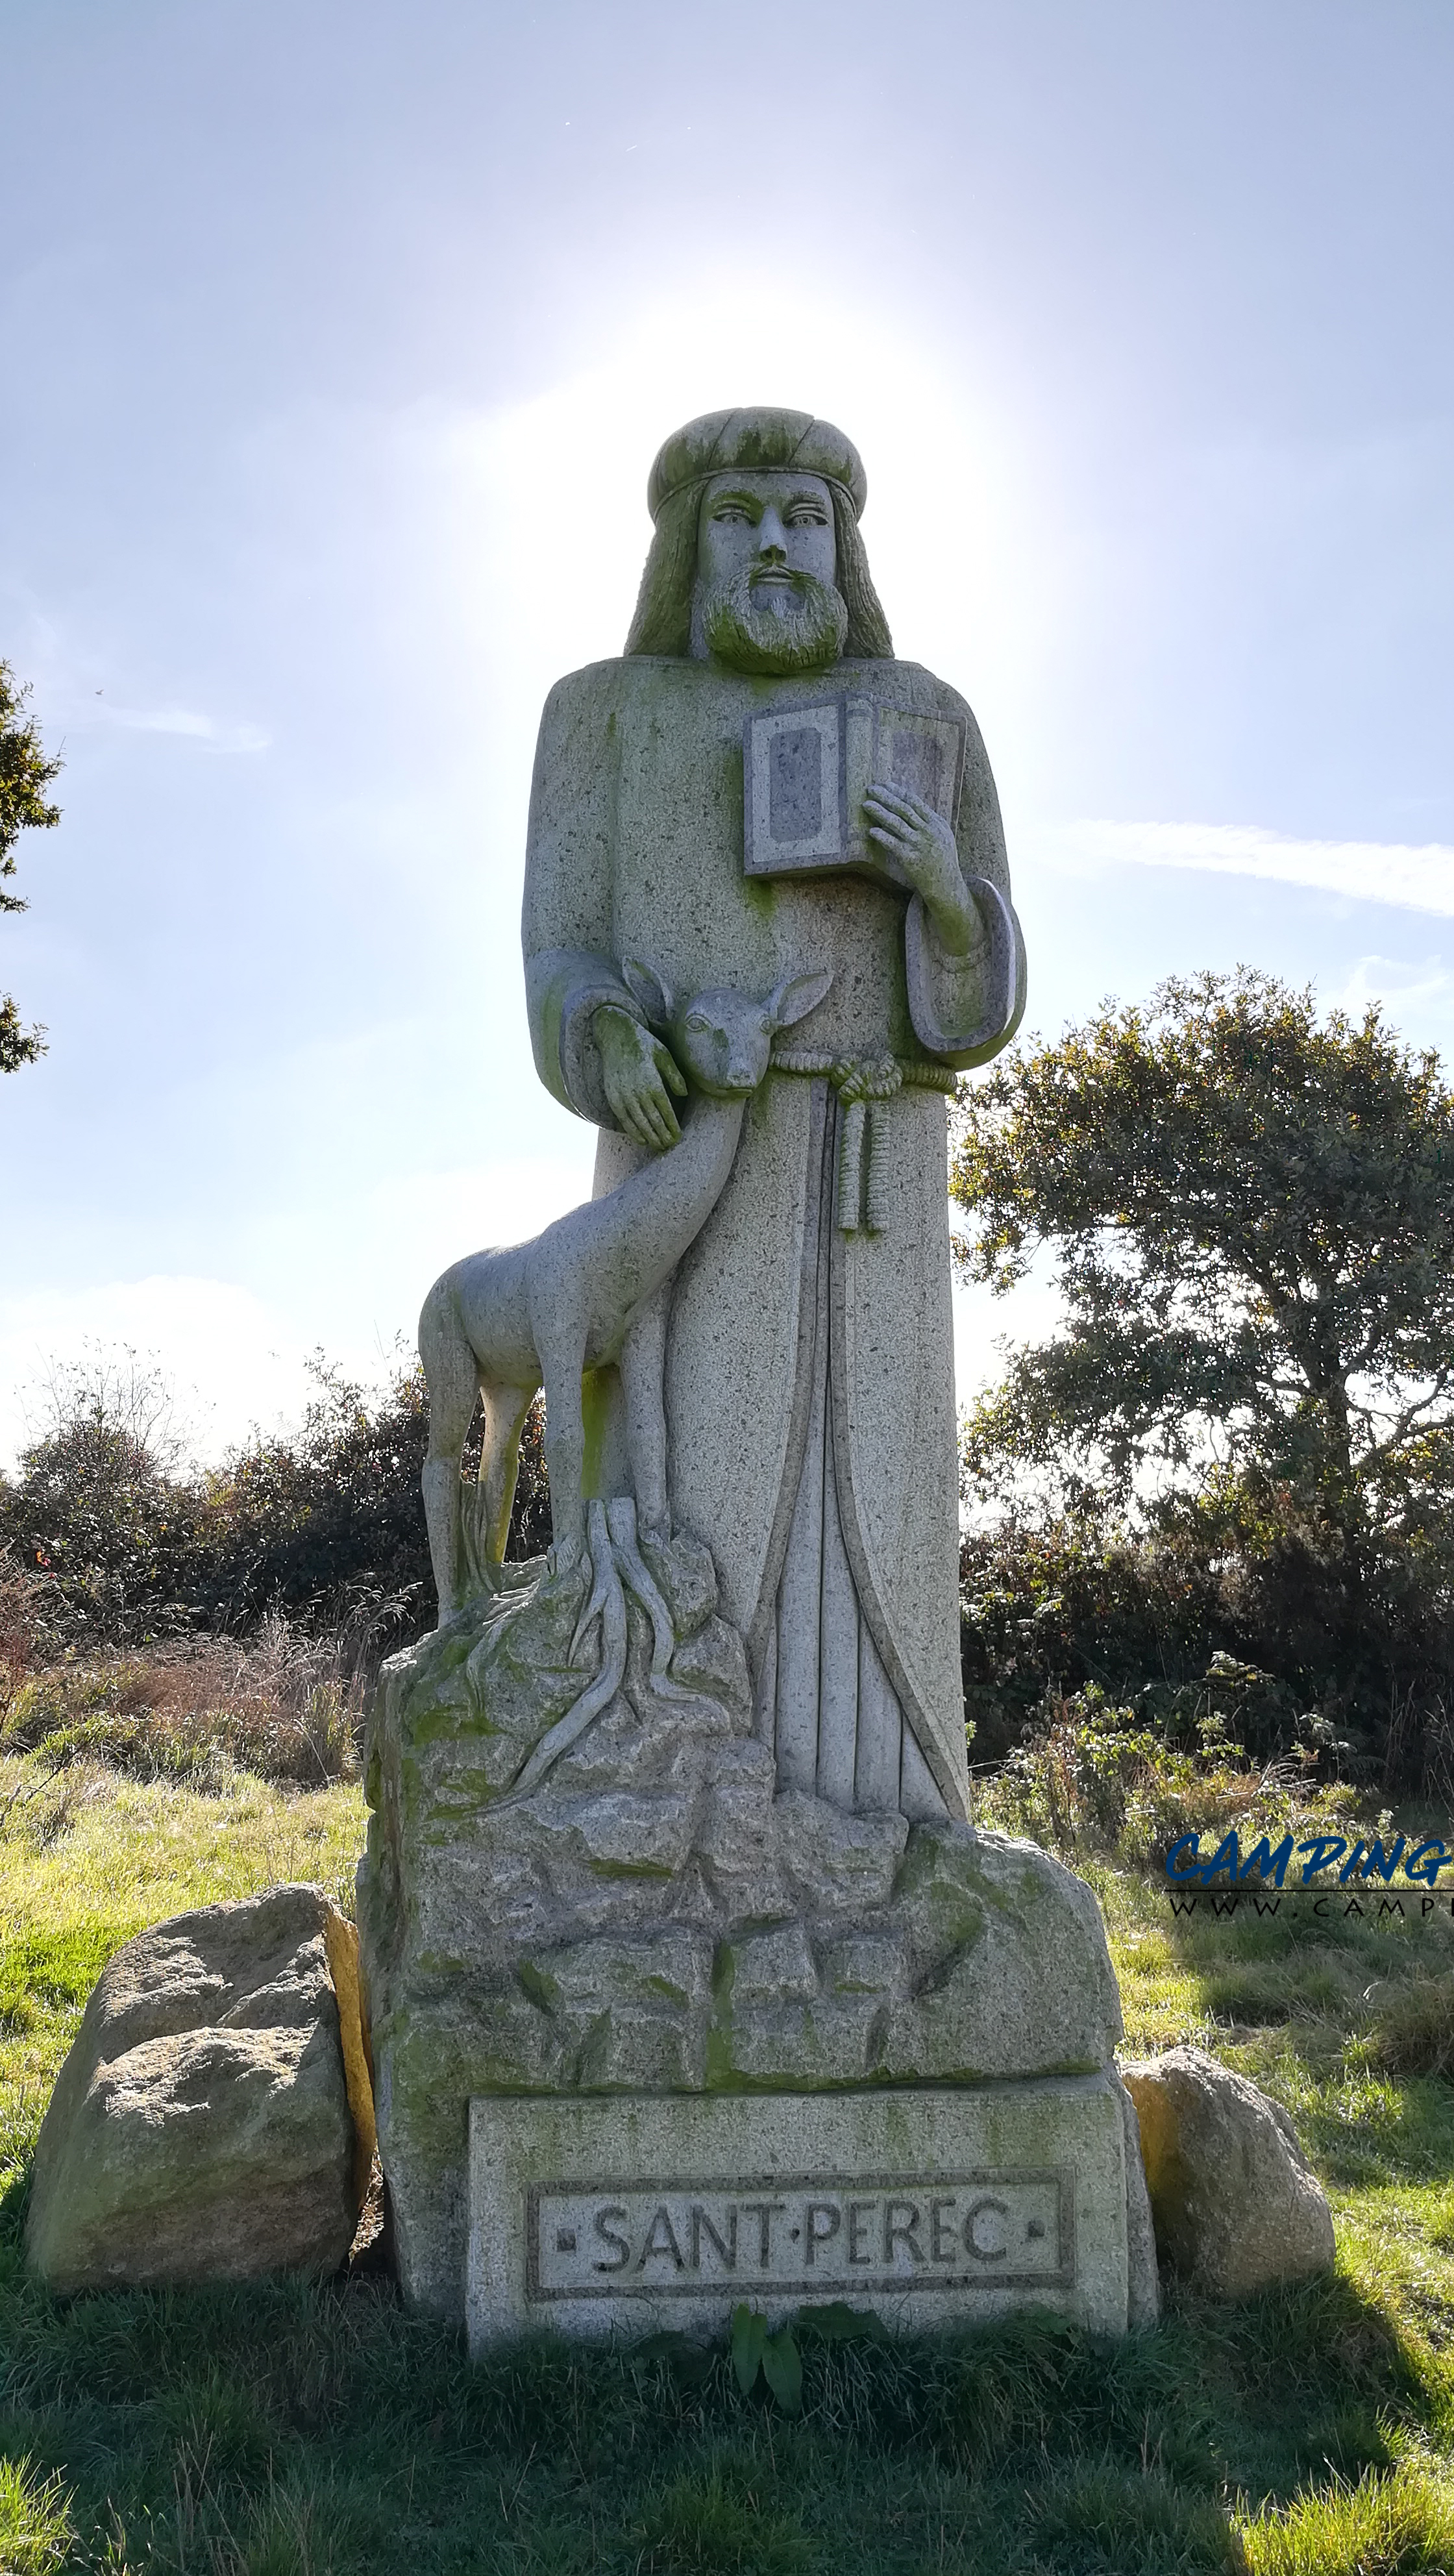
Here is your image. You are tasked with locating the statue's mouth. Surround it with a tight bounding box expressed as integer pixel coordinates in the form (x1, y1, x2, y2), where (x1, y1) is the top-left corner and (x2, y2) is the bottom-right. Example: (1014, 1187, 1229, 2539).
(750, 569, 803, 618)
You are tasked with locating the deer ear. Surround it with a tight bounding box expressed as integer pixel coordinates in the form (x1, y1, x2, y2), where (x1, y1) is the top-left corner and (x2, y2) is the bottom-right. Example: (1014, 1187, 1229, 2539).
(620, 958, 674, 1028)
(768, 967, 833, 1032)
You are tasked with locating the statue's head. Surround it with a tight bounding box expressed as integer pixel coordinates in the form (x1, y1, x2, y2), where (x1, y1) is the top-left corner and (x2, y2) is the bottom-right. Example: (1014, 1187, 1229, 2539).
(624, 408, 893, 671)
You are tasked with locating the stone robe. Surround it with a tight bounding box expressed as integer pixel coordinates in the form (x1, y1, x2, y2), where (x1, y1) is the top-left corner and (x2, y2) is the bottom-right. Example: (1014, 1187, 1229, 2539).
(522, 653, 1025, 1822)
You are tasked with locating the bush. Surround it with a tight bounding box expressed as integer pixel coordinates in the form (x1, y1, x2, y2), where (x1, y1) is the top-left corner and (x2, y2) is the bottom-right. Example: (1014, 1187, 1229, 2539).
(959, 1507, 1451, 1787)
(976, 1679, 1362, 1866)
(952, 975, 1454, 1787)
(0, 1548, 39, 1715)
(0, 1350, 552, 1659)
(961, 1513, 1227, 1763)
(0, 1361, 208, 1653)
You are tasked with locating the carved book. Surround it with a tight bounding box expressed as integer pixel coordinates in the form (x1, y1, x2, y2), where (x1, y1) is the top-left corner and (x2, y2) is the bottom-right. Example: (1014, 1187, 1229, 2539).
(743, 697, 967, 887)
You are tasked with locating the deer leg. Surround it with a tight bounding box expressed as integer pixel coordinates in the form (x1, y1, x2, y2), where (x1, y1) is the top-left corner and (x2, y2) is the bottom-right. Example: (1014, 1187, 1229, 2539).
(619, 1280, 672, 1543)
(478, 1381, 539, 1567)
(419, 1284, 480, 1624)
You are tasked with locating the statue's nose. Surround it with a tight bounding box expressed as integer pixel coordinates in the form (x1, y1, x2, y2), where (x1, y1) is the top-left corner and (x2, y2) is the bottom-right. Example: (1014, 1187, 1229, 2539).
(755, 508, 787, 562)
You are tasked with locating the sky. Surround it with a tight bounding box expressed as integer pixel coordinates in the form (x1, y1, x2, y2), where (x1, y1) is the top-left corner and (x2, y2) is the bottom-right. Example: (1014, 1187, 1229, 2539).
(1, 0, 1451, 1468)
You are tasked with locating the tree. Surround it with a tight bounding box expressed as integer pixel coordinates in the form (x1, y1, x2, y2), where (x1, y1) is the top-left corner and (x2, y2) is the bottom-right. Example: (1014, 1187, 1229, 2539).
(950, 970, 1454, 1736)
(0, 1350, 204, 1648)
(0, 1343, 554, 1652)
(1, 659, 62, 1070)
(197, 1355, 551, 1632)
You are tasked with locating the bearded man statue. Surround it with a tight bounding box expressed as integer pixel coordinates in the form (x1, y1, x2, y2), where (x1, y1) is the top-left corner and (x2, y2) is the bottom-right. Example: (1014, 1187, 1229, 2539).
(523, 407, 1026, 1826)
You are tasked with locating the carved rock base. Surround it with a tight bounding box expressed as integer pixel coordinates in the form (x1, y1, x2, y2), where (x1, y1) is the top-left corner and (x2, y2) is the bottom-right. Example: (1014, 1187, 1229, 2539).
(358, 1555, 1151, 2330)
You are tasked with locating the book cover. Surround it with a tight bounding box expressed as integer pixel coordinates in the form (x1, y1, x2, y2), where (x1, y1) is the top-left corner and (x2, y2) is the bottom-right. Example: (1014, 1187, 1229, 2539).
(743, 697, 967, 886)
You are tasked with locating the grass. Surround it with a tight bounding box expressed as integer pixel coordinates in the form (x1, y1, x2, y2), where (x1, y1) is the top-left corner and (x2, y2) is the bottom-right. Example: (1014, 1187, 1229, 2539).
(0, 1746, 364, 2203)
(6, 1731, 1454, 2570)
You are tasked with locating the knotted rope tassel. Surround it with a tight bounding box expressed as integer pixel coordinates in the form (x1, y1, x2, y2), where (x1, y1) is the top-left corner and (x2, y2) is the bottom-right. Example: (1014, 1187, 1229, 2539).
(770, 1047, 957, 1233)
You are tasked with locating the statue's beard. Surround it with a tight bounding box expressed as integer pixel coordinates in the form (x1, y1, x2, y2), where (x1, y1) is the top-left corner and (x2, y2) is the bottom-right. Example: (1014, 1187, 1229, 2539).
(696, 567, 849, 674)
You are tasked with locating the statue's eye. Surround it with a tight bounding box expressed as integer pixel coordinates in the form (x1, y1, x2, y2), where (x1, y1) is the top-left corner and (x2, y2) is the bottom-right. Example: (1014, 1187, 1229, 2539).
(684, 1015, 709, 1035)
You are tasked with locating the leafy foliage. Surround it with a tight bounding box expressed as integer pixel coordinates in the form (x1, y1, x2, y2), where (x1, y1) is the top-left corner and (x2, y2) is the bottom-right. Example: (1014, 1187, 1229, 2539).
(195, 1354, 552, 1637)
(976, 1678, 1361, 1866)
(960, 1513, 1232, 1762)
(0, 1354, 207, 1652)
(0, 660, 61, 1072)
(953, 973, 1454, 1770)
(953, 969, 1454, 1518)
(730, 2304, 803, 2413)
(0, 1347, 551, 1658)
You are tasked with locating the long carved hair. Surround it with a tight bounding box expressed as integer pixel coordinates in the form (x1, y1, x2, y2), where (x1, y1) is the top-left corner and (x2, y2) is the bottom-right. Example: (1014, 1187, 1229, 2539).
(624, 484, 894, 660)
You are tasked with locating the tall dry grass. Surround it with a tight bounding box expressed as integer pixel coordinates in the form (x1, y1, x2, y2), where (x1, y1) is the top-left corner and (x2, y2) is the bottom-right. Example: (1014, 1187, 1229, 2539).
(0, 1550, 40, 1722)
(0, 1608, 373, 1788)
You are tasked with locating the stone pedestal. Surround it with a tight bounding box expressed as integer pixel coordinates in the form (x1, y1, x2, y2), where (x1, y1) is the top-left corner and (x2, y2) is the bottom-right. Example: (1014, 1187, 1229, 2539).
(357, 1555, 1154, 2338)
(468, 2078, 1133, 2348)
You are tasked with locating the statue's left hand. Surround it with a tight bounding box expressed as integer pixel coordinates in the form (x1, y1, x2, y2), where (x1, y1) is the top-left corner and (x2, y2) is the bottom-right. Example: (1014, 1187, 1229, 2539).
(593, 1003, 688, 1150)
(863, 783, 985, 959)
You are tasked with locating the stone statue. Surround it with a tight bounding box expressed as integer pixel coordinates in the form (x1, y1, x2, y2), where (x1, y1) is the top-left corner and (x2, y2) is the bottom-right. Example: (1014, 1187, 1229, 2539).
(523, 407, 1025, 1824)
(420, 962, 832, 1620)
(359, 410, 1151, 2349)
(419, 961, 832, 1801)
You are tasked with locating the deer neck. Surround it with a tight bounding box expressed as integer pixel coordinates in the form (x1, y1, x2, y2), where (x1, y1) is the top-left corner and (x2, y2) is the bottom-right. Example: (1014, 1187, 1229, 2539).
(656, 1087, 749, 1227)
(607, 1087, 751, 1285)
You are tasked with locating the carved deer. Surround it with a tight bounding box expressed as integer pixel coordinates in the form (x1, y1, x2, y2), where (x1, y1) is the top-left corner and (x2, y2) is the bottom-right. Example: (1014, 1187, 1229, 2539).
(419, 960, 832, 1623)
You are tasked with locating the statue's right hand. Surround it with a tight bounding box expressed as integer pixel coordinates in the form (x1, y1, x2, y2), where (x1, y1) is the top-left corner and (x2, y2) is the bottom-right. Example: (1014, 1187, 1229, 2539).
(593, 1004, 687, 1151)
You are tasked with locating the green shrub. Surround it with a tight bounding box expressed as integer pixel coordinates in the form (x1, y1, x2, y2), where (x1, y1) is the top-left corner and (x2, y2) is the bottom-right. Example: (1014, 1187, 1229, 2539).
(959, 1504, 1454, 1787)
(0, 1352, 551, 1659)
(976, 1679, 1361, 1865)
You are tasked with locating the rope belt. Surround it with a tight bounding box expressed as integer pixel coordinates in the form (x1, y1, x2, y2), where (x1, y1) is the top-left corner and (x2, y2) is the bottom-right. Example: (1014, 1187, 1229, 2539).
(769, 1048, 959, 1234)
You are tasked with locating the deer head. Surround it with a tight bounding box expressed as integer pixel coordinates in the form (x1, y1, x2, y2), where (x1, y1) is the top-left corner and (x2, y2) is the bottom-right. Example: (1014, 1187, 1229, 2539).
(621, 961, 833, 1100)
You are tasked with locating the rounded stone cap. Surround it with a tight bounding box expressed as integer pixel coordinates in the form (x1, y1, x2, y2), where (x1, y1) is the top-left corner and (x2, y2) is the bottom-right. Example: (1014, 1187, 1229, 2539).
(647, 408, 867, 523)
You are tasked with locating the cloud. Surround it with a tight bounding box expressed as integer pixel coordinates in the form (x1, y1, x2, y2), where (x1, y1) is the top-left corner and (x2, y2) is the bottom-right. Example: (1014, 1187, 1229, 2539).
(0, 1276, 314, 1470)
(1335, 954, 1453, 1017)
(101, 704, 270, 752)
(1056, 821, 1454, 917)
(0, 1155, 595, 1474)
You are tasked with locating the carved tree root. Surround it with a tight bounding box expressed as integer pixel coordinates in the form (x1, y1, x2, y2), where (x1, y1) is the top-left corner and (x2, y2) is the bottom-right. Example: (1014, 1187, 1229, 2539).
(569, 1514, 616, 1663)
(496, 1494, 691, 1806)
(606, 1496, 693, 1699)
(500, 1502, 627, 1805)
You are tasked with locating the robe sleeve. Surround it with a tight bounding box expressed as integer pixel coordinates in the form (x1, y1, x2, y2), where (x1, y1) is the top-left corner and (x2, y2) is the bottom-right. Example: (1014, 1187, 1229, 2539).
(901, 684, 1028, 1069)
(521, 663, 635, 1127)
